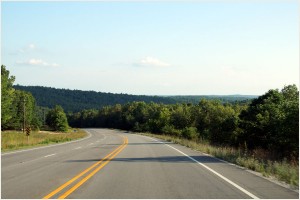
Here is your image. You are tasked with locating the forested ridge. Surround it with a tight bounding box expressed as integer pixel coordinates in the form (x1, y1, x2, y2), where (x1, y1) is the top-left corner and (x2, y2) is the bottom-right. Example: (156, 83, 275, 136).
(14, 85, 256, 112)
(13, 85, 177, 112)
(168, 95, 257, 105)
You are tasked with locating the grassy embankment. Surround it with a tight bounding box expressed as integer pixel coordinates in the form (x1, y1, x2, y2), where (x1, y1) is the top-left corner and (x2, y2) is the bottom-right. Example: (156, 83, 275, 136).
(141, 133, 299, 187)
(1, 129, 87, 152)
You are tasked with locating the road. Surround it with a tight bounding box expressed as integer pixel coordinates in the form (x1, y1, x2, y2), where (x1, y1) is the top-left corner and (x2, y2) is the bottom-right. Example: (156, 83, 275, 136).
(1, 128, 298, 199)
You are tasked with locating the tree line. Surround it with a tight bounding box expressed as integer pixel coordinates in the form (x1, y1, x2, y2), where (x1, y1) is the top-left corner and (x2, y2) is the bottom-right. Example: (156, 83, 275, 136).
(68, 85, 299, 159)
(1, 65, 68, 132)
(14, 85, 256, 113)
(13, 85, 178, 112)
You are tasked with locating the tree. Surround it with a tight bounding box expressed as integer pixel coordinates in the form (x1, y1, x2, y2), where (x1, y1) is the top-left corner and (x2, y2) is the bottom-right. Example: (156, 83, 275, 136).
(146, 104, 171, 133)
(194, 99, 238, 145)
(170, 104, 193, 130)
(46, 105, 69, 132)
(276, 85, 299, 157)
(181, 127, 198, 140)
(239, 89, 283, 149)
(1, 65, 41, 130)
(1, 65, 15, 129)
(239, 85, 299, 158)
(7, 90, 39, 130)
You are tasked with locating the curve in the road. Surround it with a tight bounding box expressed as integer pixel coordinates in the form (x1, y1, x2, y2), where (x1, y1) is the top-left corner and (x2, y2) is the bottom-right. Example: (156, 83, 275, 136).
(2, 129, 298, 199)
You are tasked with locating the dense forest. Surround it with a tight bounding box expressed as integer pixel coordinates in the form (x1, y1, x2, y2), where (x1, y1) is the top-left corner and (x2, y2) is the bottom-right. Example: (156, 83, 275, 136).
(13, 85, 177, 112)
(169, 95, 257, 105)
(68, 85, 299, 159)
(14, 85, 256, 112)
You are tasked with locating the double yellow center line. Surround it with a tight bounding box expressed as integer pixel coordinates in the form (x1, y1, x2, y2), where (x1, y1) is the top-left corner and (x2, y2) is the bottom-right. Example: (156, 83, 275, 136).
(43, 136, 128, 199)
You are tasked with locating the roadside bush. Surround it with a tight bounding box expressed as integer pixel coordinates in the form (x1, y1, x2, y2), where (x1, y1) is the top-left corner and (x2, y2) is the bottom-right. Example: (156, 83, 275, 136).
(46, 105, 69, 132)
(161, 125, 182, 137)
(181, 127, 198, 140)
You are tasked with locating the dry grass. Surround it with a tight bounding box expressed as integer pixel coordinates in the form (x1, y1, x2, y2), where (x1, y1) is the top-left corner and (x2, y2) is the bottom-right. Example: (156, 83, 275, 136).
(1, 129, 87, 152)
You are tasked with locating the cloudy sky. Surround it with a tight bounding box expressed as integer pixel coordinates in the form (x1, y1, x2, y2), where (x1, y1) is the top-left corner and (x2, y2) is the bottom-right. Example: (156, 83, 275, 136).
(1, 1, 299, 95)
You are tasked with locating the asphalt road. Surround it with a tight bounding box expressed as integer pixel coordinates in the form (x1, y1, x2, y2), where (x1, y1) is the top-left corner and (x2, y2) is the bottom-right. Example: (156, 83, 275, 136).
(1, 128, 298, 199)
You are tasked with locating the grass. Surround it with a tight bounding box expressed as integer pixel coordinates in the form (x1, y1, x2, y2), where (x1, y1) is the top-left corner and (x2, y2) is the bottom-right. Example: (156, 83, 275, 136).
(140, 133, 299, 187)
(1, 128, 87, 152)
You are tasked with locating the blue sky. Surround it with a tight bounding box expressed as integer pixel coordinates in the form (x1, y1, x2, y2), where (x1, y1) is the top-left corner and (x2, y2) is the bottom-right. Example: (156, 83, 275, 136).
(1, 1, 299, 95)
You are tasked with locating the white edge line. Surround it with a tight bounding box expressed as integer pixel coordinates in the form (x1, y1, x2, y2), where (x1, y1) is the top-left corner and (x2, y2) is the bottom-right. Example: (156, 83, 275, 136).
(165, 143, 259, 199)
(141, 135, 259, 199)
(1, 130, 92, 156)
(44, 153, 56, 158)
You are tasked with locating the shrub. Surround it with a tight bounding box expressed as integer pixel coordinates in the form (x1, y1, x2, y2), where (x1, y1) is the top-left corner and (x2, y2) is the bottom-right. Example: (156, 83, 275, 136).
(46, 105, 69, 132)
(181, 127, 198, 140)
(161, 125, 182, 137)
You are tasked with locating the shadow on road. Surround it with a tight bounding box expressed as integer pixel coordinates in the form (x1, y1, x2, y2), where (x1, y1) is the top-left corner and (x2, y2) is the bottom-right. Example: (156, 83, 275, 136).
(101, 142, 172, 146)
(65, 155, 222, 164)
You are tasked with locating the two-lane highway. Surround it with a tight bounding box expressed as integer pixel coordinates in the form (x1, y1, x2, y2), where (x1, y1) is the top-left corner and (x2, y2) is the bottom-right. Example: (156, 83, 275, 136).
(1, 129, 298, 199)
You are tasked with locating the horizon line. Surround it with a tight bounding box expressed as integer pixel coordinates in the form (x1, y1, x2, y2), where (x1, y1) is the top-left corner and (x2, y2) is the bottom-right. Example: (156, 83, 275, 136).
(13, 84, 260, 97)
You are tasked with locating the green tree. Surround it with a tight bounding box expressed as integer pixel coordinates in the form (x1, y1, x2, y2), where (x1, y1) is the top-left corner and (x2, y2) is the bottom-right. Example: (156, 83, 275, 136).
(170, 104, 193, 130)
(276, 85, 299, 157)
(46, 105, 69, 132)
(146, 104, 171, 133)
(181, 127, 198, 140)
(1, 65, 16, 129)
(194, 99, 238, 145)
(8, 90, 39, 130)
(239, 89, 282, 149)
(1, 65, 41, 130)
(239, 85, 299, 157)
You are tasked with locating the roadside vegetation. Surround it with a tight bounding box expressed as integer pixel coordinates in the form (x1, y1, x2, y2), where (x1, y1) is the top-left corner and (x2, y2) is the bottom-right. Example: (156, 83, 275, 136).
(1, 65, 85, 152)
(1, 65, 69, 132)
(68, 85, 298, 159)
(1, 129, 87, 152)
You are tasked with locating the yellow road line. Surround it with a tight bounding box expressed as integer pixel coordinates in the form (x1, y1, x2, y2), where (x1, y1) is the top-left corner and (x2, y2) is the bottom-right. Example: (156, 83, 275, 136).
(43, 136, 127, 199)
(58, 137, 128, 199)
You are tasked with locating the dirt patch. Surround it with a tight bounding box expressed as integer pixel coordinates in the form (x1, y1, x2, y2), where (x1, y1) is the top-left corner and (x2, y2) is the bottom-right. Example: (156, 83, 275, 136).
(39, 131, 63, 135)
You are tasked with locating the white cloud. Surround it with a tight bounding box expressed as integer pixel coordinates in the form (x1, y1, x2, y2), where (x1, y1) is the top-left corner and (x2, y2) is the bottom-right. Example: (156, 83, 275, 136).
(135, 56, 170, 67)
(28, 44, 36, 49)
(16, 58, 60, 67)
(18, 43, 37, 53)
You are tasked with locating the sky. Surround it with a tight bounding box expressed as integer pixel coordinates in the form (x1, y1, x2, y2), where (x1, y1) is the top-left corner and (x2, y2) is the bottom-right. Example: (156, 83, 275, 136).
(1, 0, 299, 95)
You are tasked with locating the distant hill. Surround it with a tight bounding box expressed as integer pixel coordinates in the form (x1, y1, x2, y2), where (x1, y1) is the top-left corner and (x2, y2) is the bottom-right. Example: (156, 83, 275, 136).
(168, 95, 258, 105)
(13, 85, 177, 112)
(14, 85, 257, 112)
